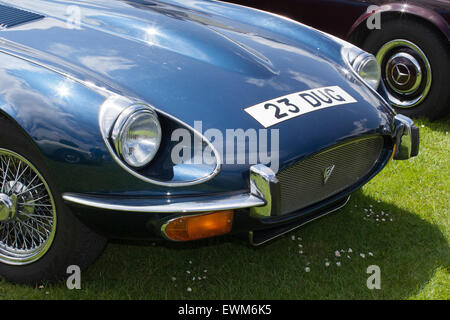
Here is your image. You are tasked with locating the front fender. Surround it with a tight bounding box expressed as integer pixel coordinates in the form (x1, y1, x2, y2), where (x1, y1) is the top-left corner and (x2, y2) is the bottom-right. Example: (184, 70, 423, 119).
(0, 52, 248, 196)
(0, 52, 120, 193)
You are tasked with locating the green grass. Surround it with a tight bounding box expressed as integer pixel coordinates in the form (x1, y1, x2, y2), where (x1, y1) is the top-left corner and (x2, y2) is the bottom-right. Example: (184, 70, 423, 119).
(0, 118, 448, 300)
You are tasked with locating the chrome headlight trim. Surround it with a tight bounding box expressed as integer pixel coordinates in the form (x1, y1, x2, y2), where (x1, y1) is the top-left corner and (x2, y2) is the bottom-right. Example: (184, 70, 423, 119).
(98, 96, 222, 187)
(341, 45, 393, 112)
(345, 48, 381, 90)
(356, 53, 381, 90)
(110, 105, 162, 168)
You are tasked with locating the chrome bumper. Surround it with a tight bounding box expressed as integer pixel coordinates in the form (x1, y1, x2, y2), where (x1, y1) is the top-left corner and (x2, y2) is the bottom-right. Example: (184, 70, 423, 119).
(393, 114, 420, 160)
(63, 116, 415, 243)
(62, 164, 278, 215)
(62, 192, 265, 213)
(63, 116, 416, 227)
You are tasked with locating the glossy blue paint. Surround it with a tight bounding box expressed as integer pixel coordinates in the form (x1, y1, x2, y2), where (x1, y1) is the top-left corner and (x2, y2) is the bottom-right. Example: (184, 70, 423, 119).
(0, 0, 395, 198)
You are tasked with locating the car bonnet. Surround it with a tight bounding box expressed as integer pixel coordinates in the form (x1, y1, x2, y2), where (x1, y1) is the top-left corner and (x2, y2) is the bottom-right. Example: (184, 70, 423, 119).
(0, 0, 394, 173)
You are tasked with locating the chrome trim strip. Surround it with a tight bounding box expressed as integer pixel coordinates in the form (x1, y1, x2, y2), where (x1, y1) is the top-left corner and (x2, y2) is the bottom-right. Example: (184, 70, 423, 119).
(62, 164, 277, 213)
(249, 195, 351, 246)
(62, 192, 265, 213)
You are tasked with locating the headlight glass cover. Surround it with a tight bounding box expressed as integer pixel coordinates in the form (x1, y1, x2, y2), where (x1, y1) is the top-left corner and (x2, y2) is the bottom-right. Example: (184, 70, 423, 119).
(111, 105, 162, 168)
(343, 46, 381, 90)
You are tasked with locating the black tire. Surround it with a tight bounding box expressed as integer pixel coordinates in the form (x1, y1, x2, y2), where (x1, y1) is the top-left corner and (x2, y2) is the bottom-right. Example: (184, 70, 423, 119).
(362, 18, 450, 120)
(0, 116, 107, 285)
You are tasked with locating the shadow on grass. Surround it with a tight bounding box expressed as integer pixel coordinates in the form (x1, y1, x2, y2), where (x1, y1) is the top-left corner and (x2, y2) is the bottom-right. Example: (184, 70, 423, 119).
(53, 190, 449, 299)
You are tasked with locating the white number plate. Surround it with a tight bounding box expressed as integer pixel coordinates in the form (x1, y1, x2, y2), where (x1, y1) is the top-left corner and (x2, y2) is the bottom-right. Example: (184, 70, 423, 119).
(244, 86, 357, 128)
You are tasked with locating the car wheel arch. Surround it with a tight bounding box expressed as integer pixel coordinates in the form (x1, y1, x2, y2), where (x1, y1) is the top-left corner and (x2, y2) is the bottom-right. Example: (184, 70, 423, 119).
(347, 5, 449, 48)
(348, 9, 450, 119)
(0, 111, 42, 154)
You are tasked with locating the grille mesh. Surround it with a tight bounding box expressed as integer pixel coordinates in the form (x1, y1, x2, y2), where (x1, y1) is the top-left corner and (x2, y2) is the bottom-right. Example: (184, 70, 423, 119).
(277, 136, 384, 215)
(0, 4, 44, 29)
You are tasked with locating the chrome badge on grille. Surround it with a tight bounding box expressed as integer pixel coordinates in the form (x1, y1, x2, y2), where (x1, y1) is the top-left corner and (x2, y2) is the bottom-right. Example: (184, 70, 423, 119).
(323, 165, 336, 184)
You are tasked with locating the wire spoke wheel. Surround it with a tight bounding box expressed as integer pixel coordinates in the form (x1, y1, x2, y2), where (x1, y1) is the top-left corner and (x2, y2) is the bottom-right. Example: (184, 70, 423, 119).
(0, 148, 56, 265)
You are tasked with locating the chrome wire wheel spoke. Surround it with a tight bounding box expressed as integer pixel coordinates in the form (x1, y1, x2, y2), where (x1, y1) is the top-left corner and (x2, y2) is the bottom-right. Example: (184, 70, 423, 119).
(0, 148, 57, 265)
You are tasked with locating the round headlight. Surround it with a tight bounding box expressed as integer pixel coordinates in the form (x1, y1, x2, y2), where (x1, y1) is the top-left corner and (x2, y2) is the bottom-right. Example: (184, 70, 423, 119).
(352, 52, 381, 90)
(111, 105, 162, 168)
(342, 46, 381, 90)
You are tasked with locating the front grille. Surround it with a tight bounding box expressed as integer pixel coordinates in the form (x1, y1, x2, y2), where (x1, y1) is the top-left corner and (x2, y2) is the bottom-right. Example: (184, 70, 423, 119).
(0, 4, 44, 29)
(277, 136, 384, 215)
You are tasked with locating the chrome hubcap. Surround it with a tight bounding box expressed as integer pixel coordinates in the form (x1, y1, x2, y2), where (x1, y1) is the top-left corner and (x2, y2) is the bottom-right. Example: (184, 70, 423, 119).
(0, 193, 14, 221)
(386, 52, 422, 93)
(376, 39, 432, 108)
(0, 149, 57, 265)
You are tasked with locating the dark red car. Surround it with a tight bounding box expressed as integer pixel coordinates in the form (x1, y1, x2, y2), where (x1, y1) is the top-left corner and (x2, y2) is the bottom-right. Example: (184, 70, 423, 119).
(223, 0, 450, 119)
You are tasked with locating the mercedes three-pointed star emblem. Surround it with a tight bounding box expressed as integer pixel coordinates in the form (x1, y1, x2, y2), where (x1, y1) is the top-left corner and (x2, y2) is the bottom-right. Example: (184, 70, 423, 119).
(392, 63, 411, 86)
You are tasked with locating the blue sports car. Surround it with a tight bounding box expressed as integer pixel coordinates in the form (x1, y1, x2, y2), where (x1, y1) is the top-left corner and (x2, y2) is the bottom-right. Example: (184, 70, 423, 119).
(0, 0, 418, 284)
